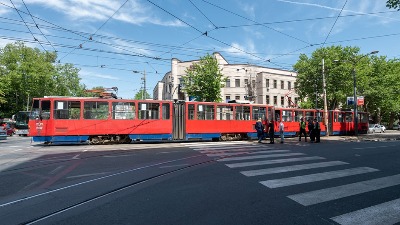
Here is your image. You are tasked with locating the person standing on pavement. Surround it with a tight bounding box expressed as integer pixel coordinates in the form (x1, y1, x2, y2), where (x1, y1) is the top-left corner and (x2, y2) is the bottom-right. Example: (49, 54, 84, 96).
(308, 118, 315, 143)
(299, 117, 307, 142)
(279, 119, 284, 143)
(255, 118, 264, 143)
(314, 118, 321, 143)
(268, 119, 275, 144)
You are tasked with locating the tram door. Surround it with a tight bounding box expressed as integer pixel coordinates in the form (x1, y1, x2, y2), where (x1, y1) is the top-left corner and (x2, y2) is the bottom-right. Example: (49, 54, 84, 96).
(172, 101, 186, 140)
(328, 111, 334, 135)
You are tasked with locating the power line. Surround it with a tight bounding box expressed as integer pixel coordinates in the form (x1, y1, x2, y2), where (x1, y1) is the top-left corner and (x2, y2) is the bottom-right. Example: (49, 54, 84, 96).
(188, 0, 217, 29)
(201, 0, 311, 45)
(60, 0, 130, 61)
(21, 0, 57, 52)
(8, 0, 46, 51)
(321, 0, 348, 48)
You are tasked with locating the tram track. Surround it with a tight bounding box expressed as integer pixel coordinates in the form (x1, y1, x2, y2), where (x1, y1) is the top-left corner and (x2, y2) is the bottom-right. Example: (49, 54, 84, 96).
(3, 154, 224, 225)
(0, 143, 188, 174)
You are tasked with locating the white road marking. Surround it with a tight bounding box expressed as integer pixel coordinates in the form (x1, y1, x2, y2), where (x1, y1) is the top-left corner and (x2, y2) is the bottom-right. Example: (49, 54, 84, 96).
(49, 166, 64, 175)
(288, 174, 400, 206)
(199, 147, 275, 153)
(218, 153, 305, 162)
(67, 172, 110, 179)
(192, 145, 267, 151)
(103, 154, 134, 158)
(206, 150, 290, 157)
(241, 161, 349, 177)
(225, 156, 325, 168)
(330, 198, 400, 225)
(260, 167, 379, 188)
(72, 154, 80, 159)
(159, 163, 189, 168)
(183, 142, 247, 147)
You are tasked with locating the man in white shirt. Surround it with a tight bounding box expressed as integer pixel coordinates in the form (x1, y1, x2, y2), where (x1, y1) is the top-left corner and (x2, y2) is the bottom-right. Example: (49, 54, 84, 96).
(279, 119, 284, 144)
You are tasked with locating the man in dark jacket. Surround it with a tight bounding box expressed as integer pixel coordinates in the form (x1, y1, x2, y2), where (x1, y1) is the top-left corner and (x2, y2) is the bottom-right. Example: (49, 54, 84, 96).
(308, 119, 314, 143)
(314, 118, 321, 143)
(268, 120, 275, 144)
(255, 118, 264, 143)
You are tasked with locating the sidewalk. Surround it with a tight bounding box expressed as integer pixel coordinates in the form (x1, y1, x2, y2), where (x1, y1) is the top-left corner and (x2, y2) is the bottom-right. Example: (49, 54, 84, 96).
(323, 130, 400, 142)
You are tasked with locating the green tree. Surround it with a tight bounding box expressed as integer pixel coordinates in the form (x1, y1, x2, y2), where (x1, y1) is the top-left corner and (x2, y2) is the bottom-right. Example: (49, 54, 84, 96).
(387, 0, 400, 10)
(134, 89, 151, 100)
(0, 42, 85, 117)
(293, 45, 362, 110)
(181, 53, 226, 102)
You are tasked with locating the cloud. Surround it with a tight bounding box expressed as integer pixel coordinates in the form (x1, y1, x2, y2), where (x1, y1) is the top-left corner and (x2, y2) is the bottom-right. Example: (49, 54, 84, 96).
(24, 0, 185, 27)
(79, 69, 120, 81)
(222, 39, 261, 61)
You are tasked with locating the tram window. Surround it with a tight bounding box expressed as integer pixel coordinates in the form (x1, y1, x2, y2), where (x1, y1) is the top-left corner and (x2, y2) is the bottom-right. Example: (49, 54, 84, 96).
(305, 111, 314, 122)
(188, 104, 195, 120)
(235, 106, 250, 120)
(30, 100, 40, 120)
(41, 100, 51, 120)
(275, 110, 281, 122)
(162, 103, 170, 120)
(294, 110, 303, 122)
(84, 101, 109, 119)
(282, 110, 293, 122)
(138, 103, 159, 119)
(268, 108, 273, 121)
(217, 105, 233, 120)
(54, 101, 80, 119)
(112, 102, 135, 120)
(345, 112, 353, 122)
(338, 113, 344, 122)
(252, 106, 266, 121)
(360, 113, 368, 123)
(197, 104, 214, 120)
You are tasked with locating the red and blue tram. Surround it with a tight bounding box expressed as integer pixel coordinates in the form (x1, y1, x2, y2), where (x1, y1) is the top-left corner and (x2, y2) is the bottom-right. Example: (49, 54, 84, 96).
(28, 97, 368, 144)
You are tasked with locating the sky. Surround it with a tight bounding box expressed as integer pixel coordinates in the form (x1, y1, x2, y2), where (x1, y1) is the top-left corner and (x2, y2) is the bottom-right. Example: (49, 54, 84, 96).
(0, 0, 399, 99)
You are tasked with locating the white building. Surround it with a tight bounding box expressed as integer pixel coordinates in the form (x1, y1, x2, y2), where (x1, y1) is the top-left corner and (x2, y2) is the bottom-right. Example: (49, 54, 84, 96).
(153, 52, 300, 108)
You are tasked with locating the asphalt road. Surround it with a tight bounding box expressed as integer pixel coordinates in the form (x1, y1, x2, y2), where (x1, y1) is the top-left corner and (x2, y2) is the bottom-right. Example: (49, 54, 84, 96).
(1, 134, 400, 225)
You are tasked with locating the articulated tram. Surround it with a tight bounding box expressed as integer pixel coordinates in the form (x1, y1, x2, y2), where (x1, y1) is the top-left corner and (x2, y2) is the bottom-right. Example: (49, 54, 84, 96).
(28, 97, 368, 144)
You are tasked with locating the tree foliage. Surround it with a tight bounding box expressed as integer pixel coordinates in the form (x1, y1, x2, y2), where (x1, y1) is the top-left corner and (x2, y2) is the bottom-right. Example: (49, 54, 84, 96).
(0, 42, 85, 117)
(293, 45, 400, 126)
(134, 89, 151, 100)
(387, 0, 400, 10)
(181, 53, 226, 102)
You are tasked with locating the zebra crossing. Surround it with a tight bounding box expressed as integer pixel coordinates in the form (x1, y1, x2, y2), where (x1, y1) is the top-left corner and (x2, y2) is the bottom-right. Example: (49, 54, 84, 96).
(182, 141, 400, 225)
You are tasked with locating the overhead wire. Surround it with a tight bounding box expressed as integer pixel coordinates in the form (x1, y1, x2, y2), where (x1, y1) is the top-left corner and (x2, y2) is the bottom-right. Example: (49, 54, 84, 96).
(321, 0, 348, 48)
(59, 0, 131, 61)
(21, 0, 57, 52)
(8, 0, 46, 52)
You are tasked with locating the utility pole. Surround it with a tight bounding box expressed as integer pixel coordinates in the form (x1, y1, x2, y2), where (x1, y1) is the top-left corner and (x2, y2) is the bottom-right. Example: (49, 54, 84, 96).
(322, 59, 329, 136)
(141, 70, 146, 100)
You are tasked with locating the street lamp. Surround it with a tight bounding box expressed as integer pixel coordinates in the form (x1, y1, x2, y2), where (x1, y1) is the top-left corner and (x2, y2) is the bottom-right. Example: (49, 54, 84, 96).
(335, 50, 379, 136)
(322, 58, 329, 136)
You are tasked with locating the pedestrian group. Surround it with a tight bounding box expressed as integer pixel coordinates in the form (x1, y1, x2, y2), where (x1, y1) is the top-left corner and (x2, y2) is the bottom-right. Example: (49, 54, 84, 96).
(255, 117, 321, 144)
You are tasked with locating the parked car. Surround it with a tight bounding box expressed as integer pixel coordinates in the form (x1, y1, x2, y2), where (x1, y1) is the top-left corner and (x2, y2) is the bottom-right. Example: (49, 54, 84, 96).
(368, 124, 384, 133)
(0, 129, 6, 140)
(381, 125, 386, 132)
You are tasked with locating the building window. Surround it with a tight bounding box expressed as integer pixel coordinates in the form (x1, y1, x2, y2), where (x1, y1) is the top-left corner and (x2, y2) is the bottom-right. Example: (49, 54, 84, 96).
(244, 79, 248, 85)
(273, 96, 277, 105)
(281, 96, 285, 106)
(226, 96, 231, 102)
(235, 79, 240, 87)
(266, 79, 269, 88)
(288, 97, 292, 106)
(226, 79, 230, 87)
(281, 80, 284, 89)
(273, 80, 277, 88)
(294, 82, 297, 89)
(266, 95, 270, 104)
(235, 95, 240, 100)
(288, 81, 291, 90)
